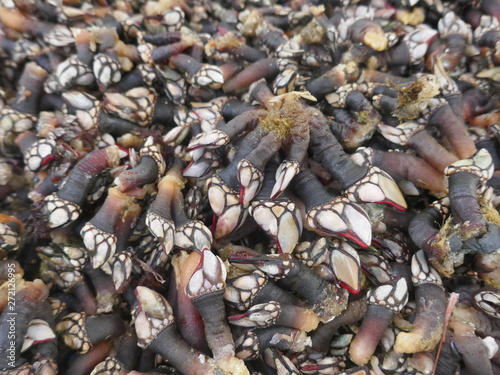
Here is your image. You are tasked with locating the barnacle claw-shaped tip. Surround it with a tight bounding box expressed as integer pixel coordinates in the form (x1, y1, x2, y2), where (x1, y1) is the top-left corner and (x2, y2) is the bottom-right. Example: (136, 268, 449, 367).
(273, 69, 298, 95)
(238, 159, 264, 205)
(228, 301, 280, 328)
(294, 238, 328, 268)
(208, 176, 247, 239)
(44, 25, 74, 47)
(276, 40, 304, 59)
(474, 291, 500, 319)
(80, 223, 117, 269)
(346, 166, 407, 211)
(438, 11, 472, 41)
(411, 250, 443, 286)
(32, 358, 58, 375)
(191, 64, 224, 89)
(56, 58, 94, 89)
(184, 148, 221, 179)
(433, 56, 460, 95)
(377, 122, 423, 146)
(25, 138, 57, 172)
(186, 249, 227, 298)
(36, 243, 75, 271)
(175, 220, 213, 252)
(228, 253, 292, 279)
(404, 26, 438, 64)
(56, 270, 84, 291)
(135, 286, 173, 320)
(111, 251, 133, 294)
(45, 194, 82, 228)
(186, 130, 230, 151)
(368, 277, 409, 312)
(146, 212, 175, 255)
(254, 254, 294, 279)
(56, 312, 92, 353)
(306, 197, 372, 248)
(330, 240, 361, 294)
(250, 200, 302, 254)
(265, 347, 302, 373)
(183, 159, 208, 178)
(235, 329, 260, 360)
(445, 148, 494, 182)
(270, 160, 300, 200)
(91, 357, 125, 375)
(21, 319, 56, 353)
(174, 220, 213, 252)
(300, 357, 345, 374)
(163, 125, 190, 145)
(0, 222, 20, 253)
(93, 54, 122, 90)
(377, 124, 404, 145)
(476, 67, 500, 83)
(474, 149, 495, 180)
(224, 271, 268, 311)
(134, 286, 174, 348)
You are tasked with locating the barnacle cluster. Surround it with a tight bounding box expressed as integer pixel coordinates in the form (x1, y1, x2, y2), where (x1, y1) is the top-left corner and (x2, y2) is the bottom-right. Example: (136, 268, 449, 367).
(0, 0, 500, 374)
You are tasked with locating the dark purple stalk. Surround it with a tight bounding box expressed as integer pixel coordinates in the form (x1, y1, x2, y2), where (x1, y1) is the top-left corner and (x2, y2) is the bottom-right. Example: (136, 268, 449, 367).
(308, 112, 367, 190)
(148, 324, 214, 374)
(58, 146, 122, 205)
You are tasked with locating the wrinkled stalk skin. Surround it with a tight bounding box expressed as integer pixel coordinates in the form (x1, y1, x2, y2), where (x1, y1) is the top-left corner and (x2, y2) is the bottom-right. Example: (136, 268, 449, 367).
(58, 147, 120, 204)
(114, 333, 140, 371)
(428, 105, 476, 159)
(193, 290, 235, 360)
(408, 130, 458, 172)
(453, 325, 494, 375)
(65, 340, 112, 375)
(293, 167, 333, 209)
(409, 207, 452, 260)
(445, 93, 463, 118)
(85, 314, 126, 345)
(394, 283, 446, 353)
(276, 305, 319, 332)
(311, 298, 367, 353)
(171, 252, 209, 354)
(29, 300, 58, 361)
(70, 281, 98, 315)
(0, 293, 38, 368)
(308, 113, 367, 189)
(169, 53, 202, 75)
(435, 334, 461, 375)
(255, 282, 303, 307)
(12, 62, 47, 114)
(372, 149, 447, 193)
(117, 157, 158, 192)
(349, 304, 393, 365)
(448, 172, 486, 238)
(149, 324, 214, 374)
(275, 261, 343, 319)
(223, 59, 278, 93)
(90, 189, 130, 233)
(99, 113, 141, 135)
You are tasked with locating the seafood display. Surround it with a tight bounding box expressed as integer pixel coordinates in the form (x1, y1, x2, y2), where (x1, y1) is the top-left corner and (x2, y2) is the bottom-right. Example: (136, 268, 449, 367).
(0, 0, 500, 374)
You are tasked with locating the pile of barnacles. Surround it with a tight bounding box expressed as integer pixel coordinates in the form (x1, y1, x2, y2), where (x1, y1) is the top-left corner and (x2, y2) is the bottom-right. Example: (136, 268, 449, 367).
(0, 0, 500, 374)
